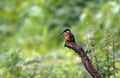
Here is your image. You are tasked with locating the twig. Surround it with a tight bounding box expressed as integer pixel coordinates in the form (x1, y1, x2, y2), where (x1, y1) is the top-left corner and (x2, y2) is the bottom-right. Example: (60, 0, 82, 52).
(64, 41, 102, 78)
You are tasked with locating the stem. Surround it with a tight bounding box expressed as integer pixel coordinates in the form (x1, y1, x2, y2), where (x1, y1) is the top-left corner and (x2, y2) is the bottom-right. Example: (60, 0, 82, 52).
(64, 41, 102, 78)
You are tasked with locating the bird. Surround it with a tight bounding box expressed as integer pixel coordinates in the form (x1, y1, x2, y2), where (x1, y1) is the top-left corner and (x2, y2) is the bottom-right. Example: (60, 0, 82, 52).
(62, 28, 75, 43)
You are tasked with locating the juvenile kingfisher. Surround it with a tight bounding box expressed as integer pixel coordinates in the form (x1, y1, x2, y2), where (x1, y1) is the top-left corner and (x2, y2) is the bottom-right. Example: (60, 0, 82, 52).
(62, 28, 75, 43)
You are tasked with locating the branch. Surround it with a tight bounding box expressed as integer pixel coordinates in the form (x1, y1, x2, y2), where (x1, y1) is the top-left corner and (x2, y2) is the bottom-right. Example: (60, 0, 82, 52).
(64, 41, 102, 78)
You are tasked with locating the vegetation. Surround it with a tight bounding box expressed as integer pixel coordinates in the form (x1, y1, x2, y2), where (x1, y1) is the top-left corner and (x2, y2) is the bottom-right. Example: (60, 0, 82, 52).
(0, 0, 120, 78)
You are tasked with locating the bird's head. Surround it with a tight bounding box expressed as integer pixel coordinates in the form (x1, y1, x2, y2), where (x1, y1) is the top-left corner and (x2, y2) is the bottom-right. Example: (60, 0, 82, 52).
(62, 28, 71, 35)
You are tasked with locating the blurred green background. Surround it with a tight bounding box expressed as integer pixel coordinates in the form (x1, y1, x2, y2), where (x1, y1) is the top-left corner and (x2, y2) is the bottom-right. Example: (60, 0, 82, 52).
(0, 0, 120, 78)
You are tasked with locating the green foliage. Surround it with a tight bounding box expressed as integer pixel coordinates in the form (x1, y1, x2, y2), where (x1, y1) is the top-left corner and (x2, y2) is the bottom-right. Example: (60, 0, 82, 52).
(0, 49, 24, 78)
(0, 0, 120, 78)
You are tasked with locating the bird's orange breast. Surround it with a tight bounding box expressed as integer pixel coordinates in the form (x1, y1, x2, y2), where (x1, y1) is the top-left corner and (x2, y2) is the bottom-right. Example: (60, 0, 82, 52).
(65, 33, 72, 41)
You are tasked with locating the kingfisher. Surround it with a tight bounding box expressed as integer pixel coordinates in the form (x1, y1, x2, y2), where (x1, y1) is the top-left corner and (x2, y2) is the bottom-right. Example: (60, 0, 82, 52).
(62, 28, 75, 43)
